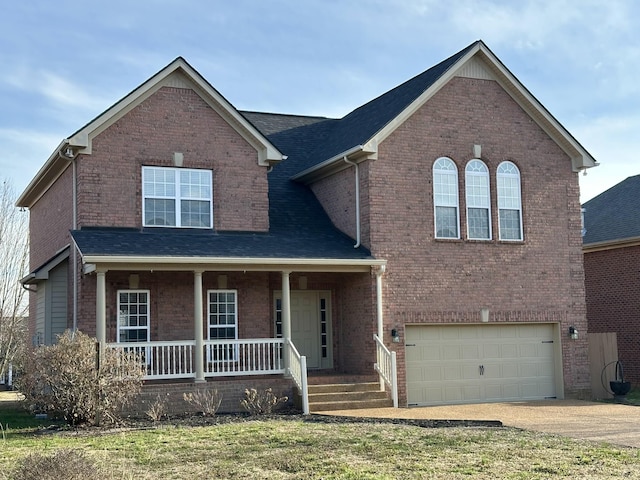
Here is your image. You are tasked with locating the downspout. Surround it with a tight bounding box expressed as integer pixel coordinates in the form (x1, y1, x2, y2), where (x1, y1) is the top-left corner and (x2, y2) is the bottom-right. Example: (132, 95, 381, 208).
(343, 156, 361, 248)
(72, 158, 78, 331)
(59, 143, 79, 331)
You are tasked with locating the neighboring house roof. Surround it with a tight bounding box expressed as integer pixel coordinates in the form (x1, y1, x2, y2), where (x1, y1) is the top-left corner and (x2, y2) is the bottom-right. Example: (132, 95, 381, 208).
(583, 175, 640, 250)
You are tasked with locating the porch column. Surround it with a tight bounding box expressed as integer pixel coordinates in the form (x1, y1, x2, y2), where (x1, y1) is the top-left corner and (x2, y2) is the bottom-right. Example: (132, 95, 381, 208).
(375, 265, 385, 340)
(194, 270, 205, 383)
(96, 269, 107, 357)
(281, 270, 292, 372)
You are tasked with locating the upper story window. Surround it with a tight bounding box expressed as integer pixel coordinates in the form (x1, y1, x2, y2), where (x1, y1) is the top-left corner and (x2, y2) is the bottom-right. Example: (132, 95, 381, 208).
(465, 159, 491, 240)
(142, 166, 212, 228)
(496, 161, 523, 241)
(433, 157, 460, 239)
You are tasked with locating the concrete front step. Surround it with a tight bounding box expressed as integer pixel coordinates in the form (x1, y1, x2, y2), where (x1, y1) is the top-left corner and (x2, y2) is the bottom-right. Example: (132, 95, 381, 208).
(310, 397, 394, 412)
(307, 382, 393, 412)
(308, 382, 381, 394)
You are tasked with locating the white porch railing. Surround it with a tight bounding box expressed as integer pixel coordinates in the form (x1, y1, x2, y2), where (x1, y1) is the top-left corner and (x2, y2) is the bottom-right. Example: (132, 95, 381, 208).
(106, 338, 286, 380)
(204, 339, 285, 376)
(373, 334, 398, 408)
(286, 339, 309, 415)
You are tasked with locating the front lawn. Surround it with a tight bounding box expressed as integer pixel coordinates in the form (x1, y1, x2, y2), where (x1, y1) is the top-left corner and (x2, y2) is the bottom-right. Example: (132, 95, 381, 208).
(1, 397, 639, 479)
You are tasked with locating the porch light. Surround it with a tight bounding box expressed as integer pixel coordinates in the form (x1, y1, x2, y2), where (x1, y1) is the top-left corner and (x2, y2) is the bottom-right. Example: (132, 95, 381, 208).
(569, 326, 578, 340)
(391, 328, 400, 343)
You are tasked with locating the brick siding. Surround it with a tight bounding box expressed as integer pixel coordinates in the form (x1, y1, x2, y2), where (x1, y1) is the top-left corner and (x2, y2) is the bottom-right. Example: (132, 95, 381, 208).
(585, 246, 640, 385)
(310, 76, 590, 402)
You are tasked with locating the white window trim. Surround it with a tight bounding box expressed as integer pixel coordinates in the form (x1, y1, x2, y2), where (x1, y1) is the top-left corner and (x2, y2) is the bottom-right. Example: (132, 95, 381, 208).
(142, 166, 213, 229)
(433, 157, 460, 239)
(497, 161, 524, 241)
(465, 159, 492, 240)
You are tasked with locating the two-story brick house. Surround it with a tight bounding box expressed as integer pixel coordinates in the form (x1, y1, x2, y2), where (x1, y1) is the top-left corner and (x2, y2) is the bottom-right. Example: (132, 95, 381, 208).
(18, 41, 596, 412)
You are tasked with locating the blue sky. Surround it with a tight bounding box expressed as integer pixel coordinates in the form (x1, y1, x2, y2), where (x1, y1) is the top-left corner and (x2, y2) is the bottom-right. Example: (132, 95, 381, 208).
(1, 0, 638, 203)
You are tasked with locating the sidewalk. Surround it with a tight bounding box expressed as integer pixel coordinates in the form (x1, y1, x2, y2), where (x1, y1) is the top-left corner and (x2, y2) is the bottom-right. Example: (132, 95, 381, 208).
(318, 400, 640, 448)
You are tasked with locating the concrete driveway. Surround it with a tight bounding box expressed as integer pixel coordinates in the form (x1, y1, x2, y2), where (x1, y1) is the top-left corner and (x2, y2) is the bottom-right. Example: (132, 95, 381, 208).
(319, 400, 640, 448)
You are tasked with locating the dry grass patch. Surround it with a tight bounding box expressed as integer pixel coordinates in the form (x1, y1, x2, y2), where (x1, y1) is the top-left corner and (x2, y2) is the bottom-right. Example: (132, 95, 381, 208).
(1, 418, 640, 479)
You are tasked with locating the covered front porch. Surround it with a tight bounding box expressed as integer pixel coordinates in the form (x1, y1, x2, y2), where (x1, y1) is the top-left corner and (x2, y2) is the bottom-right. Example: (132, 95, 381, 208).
(81, 255, 395, 413)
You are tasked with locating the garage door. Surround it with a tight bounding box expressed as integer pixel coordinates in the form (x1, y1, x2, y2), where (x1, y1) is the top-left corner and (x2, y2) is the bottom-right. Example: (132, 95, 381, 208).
(406, 324, 558, 406)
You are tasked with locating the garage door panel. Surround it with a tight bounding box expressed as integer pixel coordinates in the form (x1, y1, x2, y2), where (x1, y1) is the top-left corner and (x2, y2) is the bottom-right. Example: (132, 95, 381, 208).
(406, 324, 558, 406)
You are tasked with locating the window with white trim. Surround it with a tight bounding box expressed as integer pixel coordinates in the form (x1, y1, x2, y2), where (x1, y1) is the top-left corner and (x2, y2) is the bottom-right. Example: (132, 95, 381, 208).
(117, 290, 150, 343)
(433, 157, 460, 239)
(497, 161, 523, 241)
(208, 290, 238, 361)
(142, 166, 212, 228)
(465, 159, 491, 240)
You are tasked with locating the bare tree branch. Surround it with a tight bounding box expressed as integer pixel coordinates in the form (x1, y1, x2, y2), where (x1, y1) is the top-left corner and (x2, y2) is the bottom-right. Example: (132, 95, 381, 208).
(0, 178, 29, 381)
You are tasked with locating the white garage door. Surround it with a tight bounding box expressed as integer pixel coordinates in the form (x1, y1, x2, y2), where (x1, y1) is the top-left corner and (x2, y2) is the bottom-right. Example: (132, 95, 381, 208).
(406, 324, 558, 406)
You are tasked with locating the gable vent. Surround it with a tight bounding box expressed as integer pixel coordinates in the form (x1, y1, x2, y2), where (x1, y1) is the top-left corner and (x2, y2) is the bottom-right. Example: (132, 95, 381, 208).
(456, 57, 495, 81)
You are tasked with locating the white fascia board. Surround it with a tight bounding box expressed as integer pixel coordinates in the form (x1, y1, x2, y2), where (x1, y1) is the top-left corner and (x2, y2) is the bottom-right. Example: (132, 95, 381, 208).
(67, 59, 284, 166)
(81, 255, 386, 273)
(370, 43, 596, 172)
(290, 143, 377, 184)
(583, 236, 640, 253)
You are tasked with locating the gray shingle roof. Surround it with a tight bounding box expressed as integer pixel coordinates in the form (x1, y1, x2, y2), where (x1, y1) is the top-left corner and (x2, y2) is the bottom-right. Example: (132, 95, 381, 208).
(72, 42, 480, 262)
(582, 175, 640, 245)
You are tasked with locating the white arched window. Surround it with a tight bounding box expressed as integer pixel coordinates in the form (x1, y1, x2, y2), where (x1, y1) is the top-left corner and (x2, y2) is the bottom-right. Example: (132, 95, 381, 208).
(497, 161, 523, 241)
(465, 159, 491, 240)
(433, 157, 459, 239)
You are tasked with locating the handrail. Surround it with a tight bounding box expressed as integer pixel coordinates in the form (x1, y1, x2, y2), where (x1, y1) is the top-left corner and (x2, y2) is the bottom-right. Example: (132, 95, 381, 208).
(286, 339, 309, 415)
(373, 334, 398, 408)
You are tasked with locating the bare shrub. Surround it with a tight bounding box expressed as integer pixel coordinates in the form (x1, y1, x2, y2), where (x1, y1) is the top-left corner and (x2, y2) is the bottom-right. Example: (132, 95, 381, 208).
(183, 388, 223, 416)
(17, 330, 144, 426)
(145, 394, 168, 422)
(240, 387, 288, 415)
(11, 448, 101, 479)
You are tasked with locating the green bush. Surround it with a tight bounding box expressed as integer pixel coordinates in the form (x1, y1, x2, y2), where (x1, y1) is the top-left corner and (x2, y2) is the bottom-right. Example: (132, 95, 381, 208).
(17, 330, 144, 426)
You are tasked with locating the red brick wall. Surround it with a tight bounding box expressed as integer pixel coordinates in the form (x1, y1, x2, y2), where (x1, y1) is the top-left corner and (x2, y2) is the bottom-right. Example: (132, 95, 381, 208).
(310, 76, 589, 402)
(585, 246, 640, 385)
(76, 86, 269, 232)
(77, 271, 271, 342)
(29, 166, 74, 268)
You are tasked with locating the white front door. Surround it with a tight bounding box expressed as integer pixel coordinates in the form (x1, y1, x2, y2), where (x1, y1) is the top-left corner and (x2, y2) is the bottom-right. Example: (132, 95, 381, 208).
(275, 290, 332, 369)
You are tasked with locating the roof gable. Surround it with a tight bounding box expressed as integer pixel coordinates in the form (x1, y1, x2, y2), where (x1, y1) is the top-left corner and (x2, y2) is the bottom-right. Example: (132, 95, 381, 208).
(17, 58, 284, 208)
(293, 40, 597, 183)
(583, 175, 640, 248)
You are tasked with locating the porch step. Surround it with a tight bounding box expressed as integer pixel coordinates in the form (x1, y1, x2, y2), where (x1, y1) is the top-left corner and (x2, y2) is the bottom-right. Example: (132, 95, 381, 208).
(307, 382, 393, 412)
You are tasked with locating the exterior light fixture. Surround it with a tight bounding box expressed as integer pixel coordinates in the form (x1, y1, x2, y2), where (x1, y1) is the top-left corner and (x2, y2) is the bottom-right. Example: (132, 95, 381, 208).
(569, 326, 578, 340)
(391, 328, 400, 343)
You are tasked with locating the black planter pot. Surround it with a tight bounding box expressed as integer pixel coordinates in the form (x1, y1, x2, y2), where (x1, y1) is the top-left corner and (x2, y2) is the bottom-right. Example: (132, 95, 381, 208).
(610, 381, 631, 396)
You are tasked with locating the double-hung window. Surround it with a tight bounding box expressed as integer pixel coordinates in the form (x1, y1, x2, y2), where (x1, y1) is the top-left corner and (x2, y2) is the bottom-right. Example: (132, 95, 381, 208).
(142, 166, 212, 228)
(208, 290, 238, 361)
(433, 157, 460, 239)
(497, 161, 523, 241)
(465, 159, 491, 240)
(117, 290, 150, 363)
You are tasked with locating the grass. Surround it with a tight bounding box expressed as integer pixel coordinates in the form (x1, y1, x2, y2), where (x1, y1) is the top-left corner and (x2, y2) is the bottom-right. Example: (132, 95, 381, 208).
(1, 396, 640, 479)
